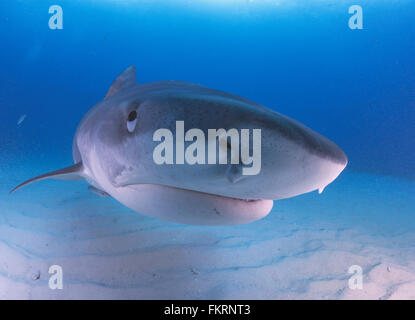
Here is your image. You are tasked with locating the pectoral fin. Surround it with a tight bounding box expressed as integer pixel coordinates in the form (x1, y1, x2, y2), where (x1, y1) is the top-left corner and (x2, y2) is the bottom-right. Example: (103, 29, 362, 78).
(10, 162, 84, 193)
(88, 185, 110, 197)
(225, 141, 245, 184)
(226, 163, 244, 184)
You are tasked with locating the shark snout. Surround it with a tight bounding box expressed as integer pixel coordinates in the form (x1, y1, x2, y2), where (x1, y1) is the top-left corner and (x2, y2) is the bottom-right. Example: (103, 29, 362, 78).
(296, 128, 348, 195)
(249, 111, 348, 198)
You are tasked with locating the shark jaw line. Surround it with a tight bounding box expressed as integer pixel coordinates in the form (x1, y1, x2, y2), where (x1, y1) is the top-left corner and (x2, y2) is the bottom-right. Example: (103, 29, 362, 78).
(124, 182, 265, 203)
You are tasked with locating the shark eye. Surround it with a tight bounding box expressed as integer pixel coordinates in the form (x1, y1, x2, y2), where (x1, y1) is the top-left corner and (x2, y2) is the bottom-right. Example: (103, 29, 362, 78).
(126, 110, 137, 133)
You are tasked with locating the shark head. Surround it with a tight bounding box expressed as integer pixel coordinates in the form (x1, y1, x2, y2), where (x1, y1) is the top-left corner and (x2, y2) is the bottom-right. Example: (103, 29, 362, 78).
(12, 65, 347, 226)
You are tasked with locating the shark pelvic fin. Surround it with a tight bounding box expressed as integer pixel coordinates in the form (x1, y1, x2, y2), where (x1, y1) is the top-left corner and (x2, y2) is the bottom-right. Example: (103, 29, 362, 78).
(10, 162, 84, 193)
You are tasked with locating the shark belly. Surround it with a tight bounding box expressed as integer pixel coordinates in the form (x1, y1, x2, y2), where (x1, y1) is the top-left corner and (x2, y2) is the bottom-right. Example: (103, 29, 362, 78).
(86, 150, 273, 225)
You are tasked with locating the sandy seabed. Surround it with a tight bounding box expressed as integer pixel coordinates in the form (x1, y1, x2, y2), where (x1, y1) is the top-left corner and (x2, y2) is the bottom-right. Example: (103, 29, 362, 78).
(1, 162, 415, 299)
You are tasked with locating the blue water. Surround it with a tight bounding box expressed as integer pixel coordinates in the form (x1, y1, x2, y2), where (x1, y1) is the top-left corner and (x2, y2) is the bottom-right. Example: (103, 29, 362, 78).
(1, 0, 414, 179)
(0, 0, 414, 299)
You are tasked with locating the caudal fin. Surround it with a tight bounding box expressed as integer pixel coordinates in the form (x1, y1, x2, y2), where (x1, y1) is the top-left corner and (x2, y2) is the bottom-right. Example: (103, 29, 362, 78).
(10, 162, 84, 194)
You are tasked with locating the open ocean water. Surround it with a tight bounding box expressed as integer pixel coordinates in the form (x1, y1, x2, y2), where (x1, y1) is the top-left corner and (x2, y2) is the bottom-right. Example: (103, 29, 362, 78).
(0, 0, 414, 299)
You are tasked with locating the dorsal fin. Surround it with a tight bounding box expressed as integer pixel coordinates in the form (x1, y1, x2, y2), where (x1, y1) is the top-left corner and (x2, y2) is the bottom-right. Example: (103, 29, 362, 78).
(105, 65, 136, 99)
(10, 162, 84, 193)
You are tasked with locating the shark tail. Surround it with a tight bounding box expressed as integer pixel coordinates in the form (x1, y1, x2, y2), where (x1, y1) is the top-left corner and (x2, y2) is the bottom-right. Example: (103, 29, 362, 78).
(10, 162, 84, 193)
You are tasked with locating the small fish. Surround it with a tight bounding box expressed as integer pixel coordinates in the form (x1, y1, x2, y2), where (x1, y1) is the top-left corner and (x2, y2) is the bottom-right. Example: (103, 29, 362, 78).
(102, 32, 110, 43)
(17, 114, 26, 126)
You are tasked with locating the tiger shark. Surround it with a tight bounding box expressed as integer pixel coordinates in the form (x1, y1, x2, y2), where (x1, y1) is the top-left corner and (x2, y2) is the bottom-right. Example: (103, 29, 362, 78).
(11, 65, 347, 225)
